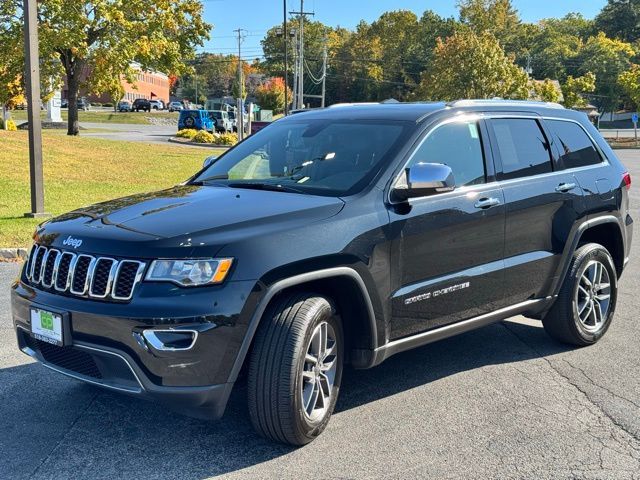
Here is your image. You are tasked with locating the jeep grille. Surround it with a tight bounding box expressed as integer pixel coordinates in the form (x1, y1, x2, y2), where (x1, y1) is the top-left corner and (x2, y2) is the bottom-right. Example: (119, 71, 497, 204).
(24, 245, 145, 301)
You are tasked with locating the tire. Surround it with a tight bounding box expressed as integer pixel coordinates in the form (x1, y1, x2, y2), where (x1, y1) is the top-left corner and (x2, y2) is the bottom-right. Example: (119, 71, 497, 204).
(248, 292, 344, 446)
(542, 243, 617, 346)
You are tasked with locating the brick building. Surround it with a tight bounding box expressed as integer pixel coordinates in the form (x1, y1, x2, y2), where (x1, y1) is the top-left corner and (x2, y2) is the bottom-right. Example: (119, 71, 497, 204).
(63, 62, 170, 105)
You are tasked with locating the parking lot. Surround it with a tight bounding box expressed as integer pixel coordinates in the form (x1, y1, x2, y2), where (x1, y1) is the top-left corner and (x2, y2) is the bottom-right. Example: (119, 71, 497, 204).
(0, 150, 638, 479)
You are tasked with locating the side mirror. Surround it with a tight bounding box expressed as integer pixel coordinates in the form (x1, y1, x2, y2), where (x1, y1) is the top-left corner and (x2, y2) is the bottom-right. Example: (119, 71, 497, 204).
(392, 163, 455, 201)
(203, 155, 218, 169)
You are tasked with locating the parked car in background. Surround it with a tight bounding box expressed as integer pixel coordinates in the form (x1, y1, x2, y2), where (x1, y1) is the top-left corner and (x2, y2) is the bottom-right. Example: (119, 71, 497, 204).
(150, 100, 164, 111)
(208, 110, 233, 133)
(117, 100, 132, 112)
(178, 109, 214, 131)
(168, 101, 184, 112)
(60, 99, 89, 110)
(228, 111, 238, 132)
(132, 98, 151, 112)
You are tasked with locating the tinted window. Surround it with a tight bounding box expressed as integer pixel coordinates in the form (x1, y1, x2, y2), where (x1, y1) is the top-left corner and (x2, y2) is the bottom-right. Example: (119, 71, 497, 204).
(193, 119, 413, 197)
(491, 119, 552, 180)
(547, 120, 602, 169)
(409, 121, 485, 187)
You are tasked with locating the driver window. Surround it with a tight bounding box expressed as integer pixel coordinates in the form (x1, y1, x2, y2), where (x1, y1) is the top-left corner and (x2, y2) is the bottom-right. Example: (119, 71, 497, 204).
(409, 121, 486, 187)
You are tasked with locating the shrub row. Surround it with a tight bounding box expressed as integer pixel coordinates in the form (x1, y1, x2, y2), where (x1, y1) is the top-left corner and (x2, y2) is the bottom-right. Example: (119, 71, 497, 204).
(176, 129, 238, 145)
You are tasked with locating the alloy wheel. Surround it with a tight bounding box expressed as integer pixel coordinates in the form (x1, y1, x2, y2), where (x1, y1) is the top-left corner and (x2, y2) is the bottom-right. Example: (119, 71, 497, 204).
(575, 260, 611, 333)
(300, 321, 338, 422)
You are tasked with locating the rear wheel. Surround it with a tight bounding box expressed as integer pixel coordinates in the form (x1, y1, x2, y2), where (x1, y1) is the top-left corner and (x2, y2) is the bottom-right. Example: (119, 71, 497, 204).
(542, 243, 617, 346)
(248, 293, 343, 446)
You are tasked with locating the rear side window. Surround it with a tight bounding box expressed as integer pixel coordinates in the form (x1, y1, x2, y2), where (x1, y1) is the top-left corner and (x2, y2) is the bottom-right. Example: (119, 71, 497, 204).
(546, 119, 602, 169)
(490, 118, 552, 180)
(409, 120, 486, 187)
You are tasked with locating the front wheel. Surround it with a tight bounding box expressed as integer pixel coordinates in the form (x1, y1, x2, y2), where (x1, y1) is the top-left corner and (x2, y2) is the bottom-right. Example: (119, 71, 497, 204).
(248, 293, 343, 446)
(542, 243, 617, 346)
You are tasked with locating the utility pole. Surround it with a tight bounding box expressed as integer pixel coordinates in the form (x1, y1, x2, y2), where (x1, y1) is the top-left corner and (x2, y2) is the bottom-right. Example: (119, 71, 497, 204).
(297, 1, 304, 109)
(321, 38, 328, 108)
(283, 0, 288, 115)
(234, 28, 247, 139)
(289, 0, 314, 110)
(194, 73, 198, 107)
(23, 0, 48, 218)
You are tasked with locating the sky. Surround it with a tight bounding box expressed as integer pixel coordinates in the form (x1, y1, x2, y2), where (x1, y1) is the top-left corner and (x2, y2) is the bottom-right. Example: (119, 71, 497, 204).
(200, 0, 608, 58)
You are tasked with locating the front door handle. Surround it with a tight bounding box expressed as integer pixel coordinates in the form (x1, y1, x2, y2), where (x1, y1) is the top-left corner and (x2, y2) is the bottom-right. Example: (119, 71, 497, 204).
(474, 197, 501, 209)
(556, 182, 577, 193)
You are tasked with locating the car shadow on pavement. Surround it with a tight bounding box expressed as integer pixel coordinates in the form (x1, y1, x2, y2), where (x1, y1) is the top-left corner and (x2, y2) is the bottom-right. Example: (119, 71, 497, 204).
(0, 319, 574, 479)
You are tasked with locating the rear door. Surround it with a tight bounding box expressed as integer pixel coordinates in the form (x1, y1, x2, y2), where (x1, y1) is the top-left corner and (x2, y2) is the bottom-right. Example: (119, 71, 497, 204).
(388, 117, 506, 339)
(487, 116, 584, 306)
(543, 118, 611, 213)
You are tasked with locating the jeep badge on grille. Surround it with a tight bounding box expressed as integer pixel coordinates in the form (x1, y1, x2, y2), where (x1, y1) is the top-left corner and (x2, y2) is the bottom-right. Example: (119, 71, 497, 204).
(62, 236, 83, 249)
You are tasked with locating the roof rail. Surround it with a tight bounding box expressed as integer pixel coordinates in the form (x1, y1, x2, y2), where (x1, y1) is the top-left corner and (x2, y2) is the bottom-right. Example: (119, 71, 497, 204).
(327, 102, 381, 108)
(447, 99, 565, 110)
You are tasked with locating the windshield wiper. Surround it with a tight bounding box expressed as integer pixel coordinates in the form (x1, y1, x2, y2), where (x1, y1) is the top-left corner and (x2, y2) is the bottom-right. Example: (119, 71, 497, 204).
(228, 182, 306, 194)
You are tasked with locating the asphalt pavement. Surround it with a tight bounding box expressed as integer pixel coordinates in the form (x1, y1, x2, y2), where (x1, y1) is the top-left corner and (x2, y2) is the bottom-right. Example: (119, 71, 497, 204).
(80, 122, 178, 144)
(1, 151, 639, 479)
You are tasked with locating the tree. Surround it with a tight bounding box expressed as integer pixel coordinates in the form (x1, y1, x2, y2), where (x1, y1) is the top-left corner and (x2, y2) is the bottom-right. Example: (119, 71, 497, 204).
(414, 30, 529, 101)
(457, 0, 521, 50)
(528, 14, 594, 81)
(0, 0, 210, 135)
(562, 73, 596, 109)
(255, 77, 292, 114)
(619, 64, 640, 108)
(575, 33, 635, 112)
(531, 79, 562, 103)
(595, 0, 640, 43)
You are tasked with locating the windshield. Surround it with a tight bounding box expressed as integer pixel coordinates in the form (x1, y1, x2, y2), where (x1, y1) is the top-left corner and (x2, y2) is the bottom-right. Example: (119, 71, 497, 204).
(191, 118, 413, 197)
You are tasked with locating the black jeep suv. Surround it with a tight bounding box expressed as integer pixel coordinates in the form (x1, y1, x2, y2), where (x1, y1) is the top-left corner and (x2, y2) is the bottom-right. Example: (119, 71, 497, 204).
(11, 101, 633, 446)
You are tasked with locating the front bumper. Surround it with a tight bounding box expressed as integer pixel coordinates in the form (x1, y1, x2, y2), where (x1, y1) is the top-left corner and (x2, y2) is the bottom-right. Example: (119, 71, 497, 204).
(11, 277, 261, 419)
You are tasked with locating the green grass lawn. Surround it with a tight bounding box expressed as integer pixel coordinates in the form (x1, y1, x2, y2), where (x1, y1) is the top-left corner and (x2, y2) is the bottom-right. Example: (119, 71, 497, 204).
(8, 110, 179, 125)
(0, 130, 220, 247)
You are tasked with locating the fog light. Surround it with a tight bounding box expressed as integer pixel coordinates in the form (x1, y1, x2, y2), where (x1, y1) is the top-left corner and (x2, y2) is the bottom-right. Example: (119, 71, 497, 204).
(142, 329, 198, 351)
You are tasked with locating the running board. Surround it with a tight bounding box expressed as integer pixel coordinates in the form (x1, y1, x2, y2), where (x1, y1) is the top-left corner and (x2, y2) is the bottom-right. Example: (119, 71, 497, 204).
(366, 297, 552, 367)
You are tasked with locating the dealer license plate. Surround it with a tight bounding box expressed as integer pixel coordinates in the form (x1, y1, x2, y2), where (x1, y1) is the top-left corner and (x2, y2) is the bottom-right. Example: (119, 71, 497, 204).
(30, 308, 64, 346)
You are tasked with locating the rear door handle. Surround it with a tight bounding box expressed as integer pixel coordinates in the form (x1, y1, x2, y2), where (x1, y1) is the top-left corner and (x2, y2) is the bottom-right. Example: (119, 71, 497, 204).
(474, 197, 501, 209)
(556, 182, 577, 193)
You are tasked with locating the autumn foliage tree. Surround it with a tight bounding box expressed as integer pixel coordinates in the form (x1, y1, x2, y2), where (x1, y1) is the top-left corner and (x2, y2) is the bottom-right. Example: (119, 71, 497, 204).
(0, 0, 211, 135)
(415, 30, 529, 101)
(562, 73, 596, 109)
(255, 78, 292, 114)
(619, 65, 640, 109)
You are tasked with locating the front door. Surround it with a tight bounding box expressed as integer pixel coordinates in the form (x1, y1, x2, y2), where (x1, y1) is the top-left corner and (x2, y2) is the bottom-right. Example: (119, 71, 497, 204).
(388, 118, 506, 340)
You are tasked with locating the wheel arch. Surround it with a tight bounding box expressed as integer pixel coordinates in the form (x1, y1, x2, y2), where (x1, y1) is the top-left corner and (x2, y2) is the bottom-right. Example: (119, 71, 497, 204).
(553, 215, 625, 298)
(226, 267, 379, 384)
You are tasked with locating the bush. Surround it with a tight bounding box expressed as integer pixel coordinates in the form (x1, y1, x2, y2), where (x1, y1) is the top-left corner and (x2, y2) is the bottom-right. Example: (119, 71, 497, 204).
(176, 128, 198, 139)
(102, 103, 113, 108)
(92, 103, 102, 107)
(192, 130, 215, 143)
(213, 132, 238, 146)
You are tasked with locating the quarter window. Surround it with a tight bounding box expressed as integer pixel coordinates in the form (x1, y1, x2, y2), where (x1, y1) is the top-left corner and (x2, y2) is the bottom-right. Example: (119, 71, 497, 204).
(409, 120, 486, 187)
(491, 118, 552, 180)
(547, 120, 602, 169)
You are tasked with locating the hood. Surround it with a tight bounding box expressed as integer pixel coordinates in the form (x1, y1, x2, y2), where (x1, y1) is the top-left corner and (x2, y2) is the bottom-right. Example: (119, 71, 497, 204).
(36, 185, 345, 258)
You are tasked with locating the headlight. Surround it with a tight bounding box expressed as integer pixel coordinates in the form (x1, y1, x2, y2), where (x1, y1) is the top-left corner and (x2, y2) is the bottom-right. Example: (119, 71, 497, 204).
(145, 258, 233, 286)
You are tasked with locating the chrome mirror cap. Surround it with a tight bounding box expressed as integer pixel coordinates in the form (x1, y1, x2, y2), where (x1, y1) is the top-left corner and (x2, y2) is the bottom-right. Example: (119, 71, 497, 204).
(203, 155, 218, 169)
(392, 163, 455, 201)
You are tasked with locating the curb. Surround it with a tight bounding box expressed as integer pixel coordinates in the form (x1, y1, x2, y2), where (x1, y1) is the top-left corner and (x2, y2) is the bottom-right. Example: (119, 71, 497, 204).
(0, 248, 28, 262)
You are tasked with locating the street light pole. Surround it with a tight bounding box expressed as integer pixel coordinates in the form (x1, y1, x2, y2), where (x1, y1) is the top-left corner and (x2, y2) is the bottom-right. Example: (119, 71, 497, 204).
(23, 0, 48, 218)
